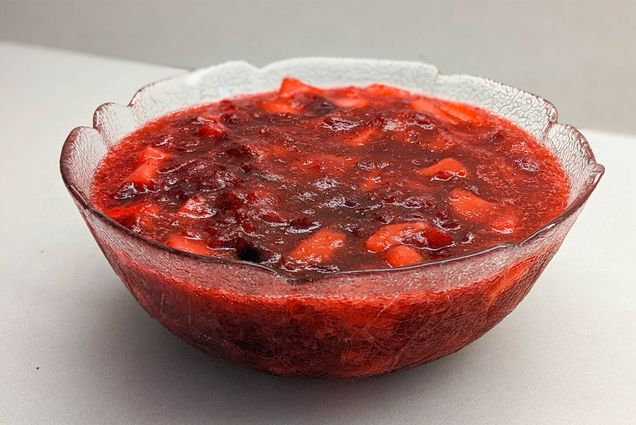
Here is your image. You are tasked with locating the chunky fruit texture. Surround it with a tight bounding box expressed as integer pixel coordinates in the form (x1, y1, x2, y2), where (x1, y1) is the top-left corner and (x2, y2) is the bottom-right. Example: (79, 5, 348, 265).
(92, 78, 569, 279)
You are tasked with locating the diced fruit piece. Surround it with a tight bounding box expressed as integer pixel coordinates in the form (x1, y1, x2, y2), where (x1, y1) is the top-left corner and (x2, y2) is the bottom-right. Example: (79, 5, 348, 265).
(164, 234, 211, 256)
(491, 214, 518, 234)
(365, 222, 430, 253)
(198, 115, 227, 138)
(331, 96, 369, 108)
(419, 158, 468, 180)
(364, 84, 409, 98)
(449, 188, 495, 222)
(128, 160, 161, 187)
(288, 229, 347, 264)
(127, 147, 172, 188)
(106, 201, 160, 221)
(330, 87, 369, 108)
(439, 102, 479, 124)
(410, 98, 441, 116)
(106, 201, 161, 231)
(278, 77, 322, 96)
(411, 98, 478, 125)
(384, 245, 425, 268)
(178, 195, 216, 219)
(140, 146, 171, 161)
(260, 98, 304, 114)
(346, 127, 377, 147)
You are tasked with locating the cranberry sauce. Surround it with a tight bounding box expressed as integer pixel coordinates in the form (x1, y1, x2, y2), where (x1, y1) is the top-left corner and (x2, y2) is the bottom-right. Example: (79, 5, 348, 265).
(92, 78, 569, 278)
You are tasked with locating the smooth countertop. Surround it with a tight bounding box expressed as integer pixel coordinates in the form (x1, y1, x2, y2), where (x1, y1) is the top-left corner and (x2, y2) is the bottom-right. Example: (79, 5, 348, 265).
(1, 42, 634, 425)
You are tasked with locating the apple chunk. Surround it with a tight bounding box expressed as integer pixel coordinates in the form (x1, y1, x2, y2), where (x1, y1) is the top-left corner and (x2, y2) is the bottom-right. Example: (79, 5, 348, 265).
(365, 222, 430, 253)
(384, 245, 425, 268)
(288, 229, 347, 264)
(419, 158, 468, 180)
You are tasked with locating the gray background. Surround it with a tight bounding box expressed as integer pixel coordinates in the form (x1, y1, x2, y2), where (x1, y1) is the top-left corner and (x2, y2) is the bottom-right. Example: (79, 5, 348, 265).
(1, 0, 635, 133)
(1, 42, 634, 424)
(1, 1, 635, 422)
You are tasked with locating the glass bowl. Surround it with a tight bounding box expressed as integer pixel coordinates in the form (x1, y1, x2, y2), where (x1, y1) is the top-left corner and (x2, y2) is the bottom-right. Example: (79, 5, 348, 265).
(60, 58, 604, 378)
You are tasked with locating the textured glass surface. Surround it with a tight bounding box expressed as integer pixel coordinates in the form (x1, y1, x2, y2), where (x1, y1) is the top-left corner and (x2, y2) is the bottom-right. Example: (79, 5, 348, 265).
(60, 58, 604, 377)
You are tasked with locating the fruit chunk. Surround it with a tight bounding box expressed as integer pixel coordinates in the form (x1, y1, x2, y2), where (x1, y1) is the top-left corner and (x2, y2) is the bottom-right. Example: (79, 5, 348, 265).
(261, 78, 324, 114)
(140, 146, 171, 161)
(128, 160, 161, 187)
(449, 188, 495, 222)
(364, 84, 409, 98)
(127, 147, 172, 187)
(260, 97, 304, 114)
(288, 229, 347, 264)
(178, 195, 216, 219)
(278, 77, 322, 96)
(384, 244, 425, 268)
(106, 201, 161, 232)
(164, 234, 211, 256)
(365, 222, 430, 253)
(411, 98, 479, 125)
(106, 201, 160, 222)
(410, 98, 441, 116)
(419, 158, 468, 180)
(330, 87, 369, 108)
(438, 102, 479, 124)
(198, 115, 227, 138)
(331, 96, 369, 108)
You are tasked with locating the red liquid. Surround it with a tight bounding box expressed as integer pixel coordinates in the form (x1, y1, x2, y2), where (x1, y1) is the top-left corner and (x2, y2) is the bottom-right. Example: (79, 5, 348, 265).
(92, 78, 569, 280)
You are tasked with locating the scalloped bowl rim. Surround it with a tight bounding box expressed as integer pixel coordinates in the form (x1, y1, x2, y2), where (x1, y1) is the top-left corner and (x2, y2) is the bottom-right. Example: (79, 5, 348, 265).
(60, 57, 605, 283)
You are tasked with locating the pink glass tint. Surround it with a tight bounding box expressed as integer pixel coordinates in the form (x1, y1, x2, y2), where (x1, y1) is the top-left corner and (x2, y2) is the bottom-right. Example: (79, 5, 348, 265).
(60, 59, 604, 378)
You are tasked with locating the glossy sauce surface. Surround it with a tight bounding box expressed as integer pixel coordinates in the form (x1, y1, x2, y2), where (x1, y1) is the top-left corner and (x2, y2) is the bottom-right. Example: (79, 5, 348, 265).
(92, 78, 569, 278)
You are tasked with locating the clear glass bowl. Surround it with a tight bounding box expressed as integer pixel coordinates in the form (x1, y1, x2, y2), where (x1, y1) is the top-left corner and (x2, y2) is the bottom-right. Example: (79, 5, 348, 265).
(60, 58, 604, 378)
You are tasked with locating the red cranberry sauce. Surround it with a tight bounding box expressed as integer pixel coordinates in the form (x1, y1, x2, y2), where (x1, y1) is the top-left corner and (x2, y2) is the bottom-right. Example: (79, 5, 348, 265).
(92, 78, 569, 278)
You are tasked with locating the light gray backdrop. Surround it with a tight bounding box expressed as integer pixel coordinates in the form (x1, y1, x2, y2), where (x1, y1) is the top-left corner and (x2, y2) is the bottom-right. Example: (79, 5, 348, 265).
(1, 0, 634, 133)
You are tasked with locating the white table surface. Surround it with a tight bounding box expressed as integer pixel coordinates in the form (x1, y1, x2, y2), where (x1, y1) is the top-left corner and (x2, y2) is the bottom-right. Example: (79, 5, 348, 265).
(1, 41, 634, 425)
